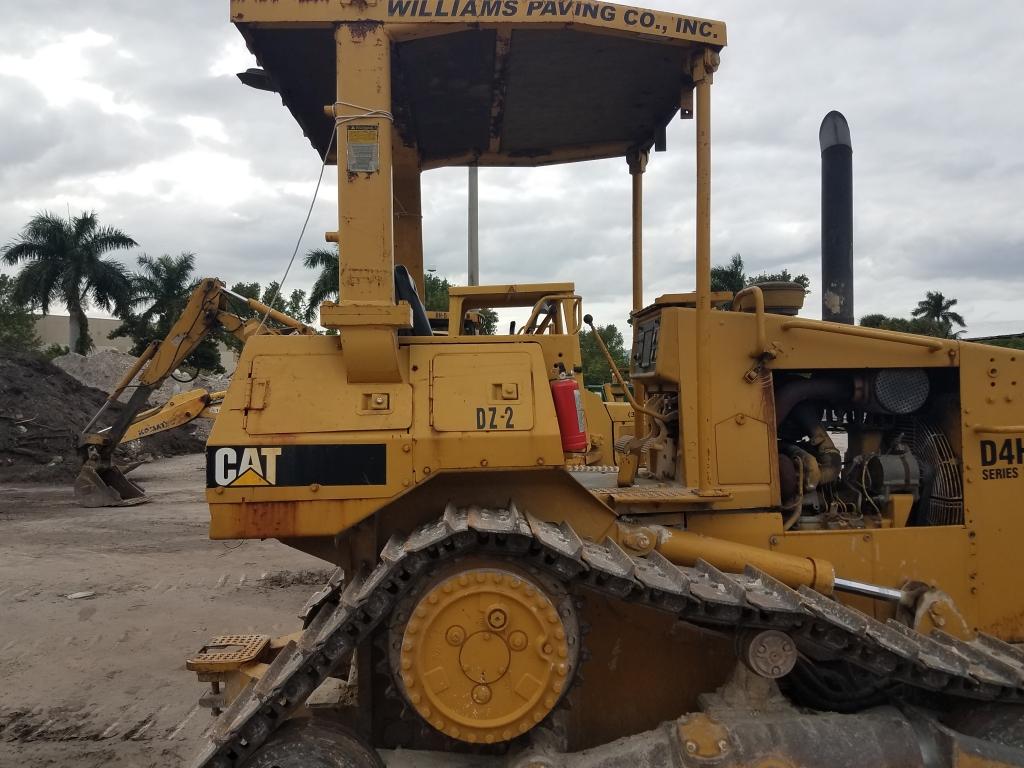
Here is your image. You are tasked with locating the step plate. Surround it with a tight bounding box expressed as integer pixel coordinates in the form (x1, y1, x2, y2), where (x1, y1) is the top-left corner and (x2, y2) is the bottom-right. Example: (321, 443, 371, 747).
(187, 634, 270, 674)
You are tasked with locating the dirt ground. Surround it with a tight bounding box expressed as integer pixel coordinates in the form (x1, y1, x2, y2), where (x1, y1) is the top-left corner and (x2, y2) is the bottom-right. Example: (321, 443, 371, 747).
(0, 454, 330, 767)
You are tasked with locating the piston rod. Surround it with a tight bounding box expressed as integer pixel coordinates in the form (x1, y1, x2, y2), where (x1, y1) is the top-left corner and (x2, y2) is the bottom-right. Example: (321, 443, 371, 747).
(833, 576, 904, 602)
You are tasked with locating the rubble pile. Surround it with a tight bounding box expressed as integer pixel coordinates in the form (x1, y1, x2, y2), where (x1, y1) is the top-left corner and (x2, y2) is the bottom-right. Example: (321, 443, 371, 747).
(0, 351, 205, 483)
(54, 349, 231, 405)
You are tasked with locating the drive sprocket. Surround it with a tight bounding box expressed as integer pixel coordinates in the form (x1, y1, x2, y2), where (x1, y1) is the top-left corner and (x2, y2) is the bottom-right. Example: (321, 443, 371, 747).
(388, 559, 580, 745)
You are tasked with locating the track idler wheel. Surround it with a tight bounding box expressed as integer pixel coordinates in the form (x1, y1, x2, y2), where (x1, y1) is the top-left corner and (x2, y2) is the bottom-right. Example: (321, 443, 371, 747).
(390, 561, 579, 745)
(244, 719, 384, 768)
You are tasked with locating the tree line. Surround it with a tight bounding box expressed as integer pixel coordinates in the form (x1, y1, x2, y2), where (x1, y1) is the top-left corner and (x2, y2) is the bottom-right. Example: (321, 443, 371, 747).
(712, 253, 970, 340)
(1, 212, 1000, 381)
(861, 292, 966, 339)
(0, 210, 496, 368)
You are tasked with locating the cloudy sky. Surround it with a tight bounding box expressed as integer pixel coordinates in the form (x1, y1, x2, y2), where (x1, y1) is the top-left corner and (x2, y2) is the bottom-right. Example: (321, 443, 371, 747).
(1, 1, 1022, 338)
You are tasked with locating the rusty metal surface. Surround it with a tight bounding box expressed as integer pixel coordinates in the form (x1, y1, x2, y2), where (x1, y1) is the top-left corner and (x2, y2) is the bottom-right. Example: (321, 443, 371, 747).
(237, 23, 704, 168)
(188, 506, 1024, 767)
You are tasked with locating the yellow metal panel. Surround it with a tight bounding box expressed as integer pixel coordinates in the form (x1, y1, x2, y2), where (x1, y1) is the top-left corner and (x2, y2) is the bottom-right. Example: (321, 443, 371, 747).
(205, 337, 416, 538)
(671, 309, 778, 505)
(243, 353, 412, 435)
(410, 342, 564, 474)
(959, 341, 1024, 639)
(319, 302, 412, 328)
(763, 311, 959, 369)
(714, 413, 771, 485)
(209, 494, 401, 539)
(430, 352, 534, 432)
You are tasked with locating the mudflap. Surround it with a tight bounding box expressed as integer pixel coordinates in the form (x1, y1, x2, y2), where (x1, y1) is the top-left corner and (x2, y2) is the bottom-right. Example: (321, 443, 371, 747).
(74, 465, 149, 508)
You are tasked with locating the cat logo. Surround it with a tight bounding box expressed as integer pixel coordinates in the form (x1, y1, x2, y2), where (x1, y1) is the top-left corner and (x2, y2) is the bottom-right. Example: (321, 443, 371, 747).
(212, 447, 282, 487)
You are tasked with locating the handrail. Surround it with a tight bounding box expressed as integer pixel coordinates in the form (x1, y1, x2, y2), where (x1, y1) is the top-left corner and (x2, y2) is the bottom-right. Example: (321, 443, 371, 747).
(780, 319, 946, 351)
(972, 425, 1024, 434)
(518, 294, 581, 335)
(731, 286, 771, 358)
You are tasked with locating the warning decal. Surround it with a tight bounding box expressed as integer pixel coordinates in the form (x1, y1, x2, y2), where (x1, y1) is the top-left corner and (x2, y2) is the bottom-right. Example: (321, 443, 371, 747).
(206, 444, 387, 488)
(346, 124, 380, 173)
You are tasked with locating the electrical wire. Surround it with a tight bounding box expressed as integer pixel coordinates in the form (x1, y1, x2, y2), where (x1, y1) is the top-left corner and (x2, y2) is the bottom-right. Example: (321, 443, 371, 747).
(171, 369, 199, 383)
(782, 457, 805, 531)
(255, 101, 395, 335)
(255, 125, 337, 336)
(860, 456, 882, 517)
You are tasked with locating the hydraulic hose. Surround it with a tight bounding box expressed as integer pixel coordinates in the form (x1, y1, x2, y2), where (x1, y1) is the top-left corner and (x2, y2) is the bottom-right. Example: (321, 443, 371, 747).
(582, 314, 661, 420)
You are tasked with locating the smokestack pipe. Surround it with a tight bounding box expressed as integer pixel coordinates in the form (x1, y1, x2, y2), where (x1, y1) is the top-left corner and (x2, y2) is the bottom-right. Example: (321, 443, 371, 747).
(820, 111, 853, 324)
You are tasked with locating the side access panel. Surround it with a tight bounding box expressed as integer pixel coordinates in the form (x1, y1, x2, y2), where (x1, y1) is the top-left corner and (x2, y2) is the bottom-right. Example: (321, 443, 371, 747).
(409, 340, 565, 477)
(206, 335, 414, 539)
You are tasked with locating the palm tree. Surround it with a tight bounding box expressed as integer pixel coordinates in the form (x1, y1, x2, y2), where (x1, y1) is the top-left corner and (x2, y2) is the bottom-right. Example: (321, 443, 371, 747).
(1, 211, 136, 353)
(113, 252, 223, 372)
(912, 291, 966, 338)
(129, 252, 197, 327)
(304, 246, 339, 320)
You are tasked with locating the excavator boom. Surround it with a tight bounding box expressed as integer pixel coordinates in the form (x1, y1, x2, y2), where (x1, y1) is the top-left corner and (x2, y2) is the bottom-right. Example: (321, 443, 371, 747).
(74, 278, 315, 507)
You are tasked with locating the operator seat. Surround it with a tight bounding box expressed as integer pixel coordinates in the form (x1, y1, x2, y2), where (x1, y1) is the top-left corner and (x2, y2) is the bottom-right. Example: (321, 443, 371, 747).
(394, 265, 433, 336)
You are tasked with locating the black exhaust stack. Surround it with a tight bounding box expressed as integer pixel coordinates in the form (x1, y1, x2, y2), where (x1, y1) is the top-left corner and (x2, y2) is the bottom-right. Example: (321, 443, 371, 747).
(820, 111, 853, 324)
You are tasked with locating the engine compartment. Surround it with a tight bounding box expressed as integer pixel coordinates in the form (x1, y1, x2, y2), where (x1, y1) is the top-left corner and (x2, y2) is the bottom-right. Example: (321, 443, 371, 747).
(773, 368, 963, 530)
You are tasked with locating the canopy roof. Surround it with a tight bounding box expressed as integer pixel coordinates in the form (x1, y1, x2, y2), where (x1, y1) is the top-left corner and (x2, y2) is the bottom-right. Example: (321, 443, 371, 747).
(231, 0, 726, 167)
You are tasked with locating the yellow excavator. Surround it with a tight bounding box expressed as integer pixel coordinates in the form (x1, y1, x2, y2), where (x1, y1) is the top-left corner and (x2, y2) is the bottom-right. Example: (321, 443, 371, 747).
(166, 1, 1024, 766)
(74, 278, 317, 507)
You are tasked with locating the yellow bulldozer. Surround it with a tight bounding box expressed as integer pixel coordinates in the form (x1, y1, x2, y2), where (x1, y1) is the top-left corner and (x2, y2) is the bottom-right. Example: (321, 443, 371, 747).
(94, 0, 1024, 765)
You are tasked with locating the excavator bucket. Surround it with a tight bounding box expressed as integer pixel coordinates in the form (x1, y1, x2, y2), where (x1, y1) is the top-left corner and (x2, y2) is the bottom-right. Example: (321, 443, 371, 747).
(74, 465, 150, 508)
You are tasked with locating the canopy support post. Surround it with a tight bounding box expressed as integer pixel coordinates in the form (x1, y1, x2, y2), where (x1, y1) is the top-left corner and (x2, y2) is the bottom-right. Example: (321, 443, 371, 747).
(693, 51, 719, 495)
(321, 22, 409, 382)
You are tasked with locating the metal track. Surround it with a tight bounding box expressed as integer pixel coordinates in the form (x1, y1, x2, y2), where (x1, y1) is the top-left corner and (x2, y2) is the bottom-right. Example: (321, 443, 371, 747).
(189, 504, 1024, 768)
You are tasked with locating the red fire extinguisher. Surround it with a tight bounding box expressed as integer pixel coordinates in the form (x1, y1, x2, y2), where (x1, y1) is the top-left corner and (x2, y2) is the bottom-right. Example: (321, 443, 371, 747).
(550, 374, 588, 452)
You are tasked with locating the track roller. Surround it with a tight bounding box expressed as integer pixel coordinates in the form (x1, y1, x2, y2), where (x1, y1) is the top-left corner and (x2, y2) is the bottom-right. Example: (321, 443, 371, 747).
(244, 719, 384, 768)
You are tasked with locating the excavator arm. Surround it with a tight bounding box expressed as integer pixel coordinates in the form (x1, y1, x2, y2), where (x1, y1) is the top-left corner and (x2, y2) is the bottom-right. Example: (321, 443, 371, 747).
(111, 387, 225, 443)
(74, 278, 316, 507)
